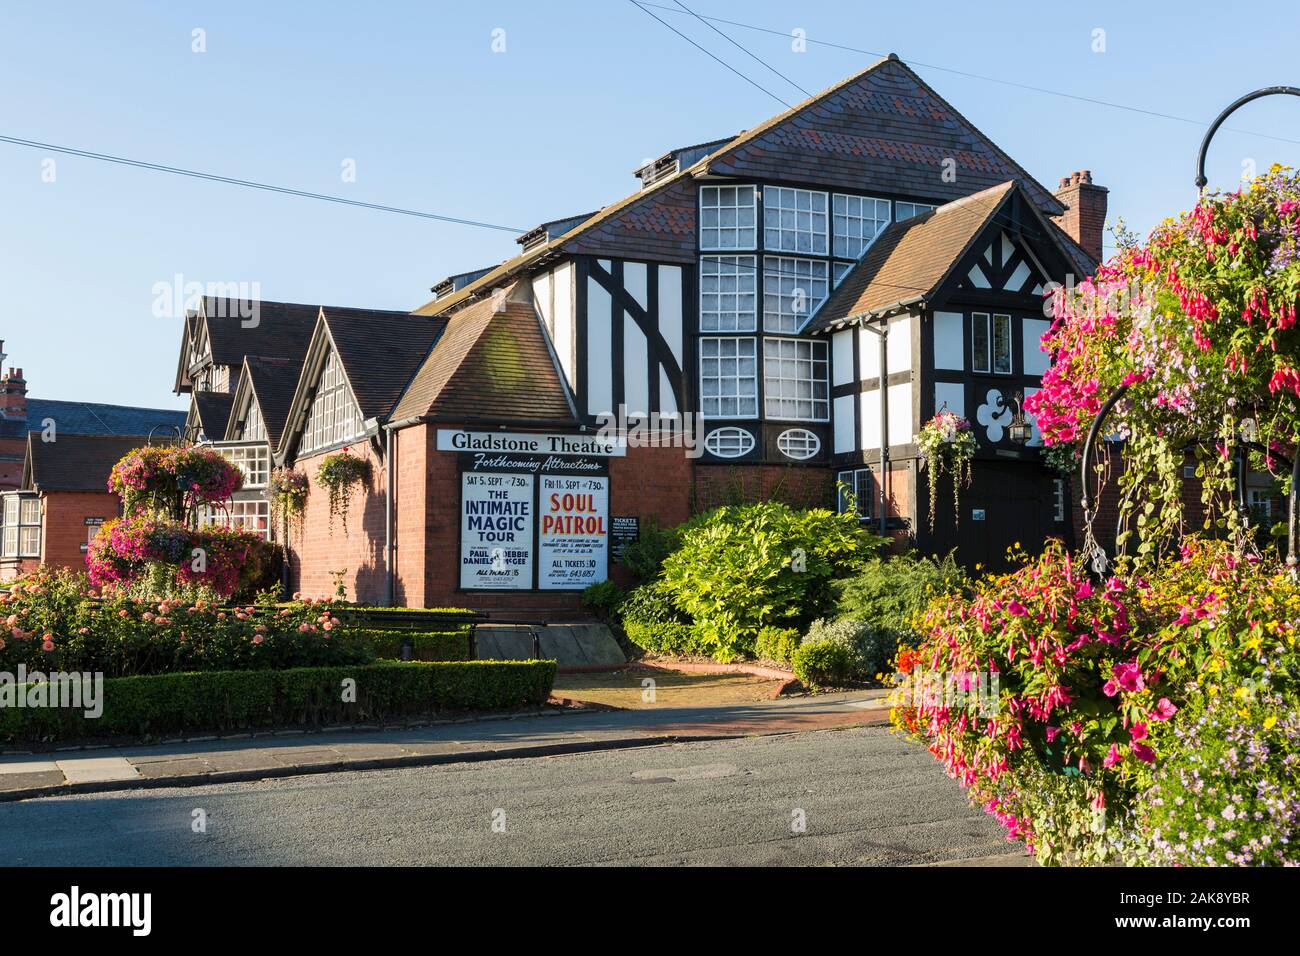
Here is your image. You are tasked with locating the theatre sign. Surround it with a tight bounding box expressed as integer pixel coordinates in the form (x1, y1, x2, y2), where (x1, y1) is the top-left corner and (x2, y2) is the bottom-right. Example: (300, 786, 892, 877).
(443, 430, 619, 591)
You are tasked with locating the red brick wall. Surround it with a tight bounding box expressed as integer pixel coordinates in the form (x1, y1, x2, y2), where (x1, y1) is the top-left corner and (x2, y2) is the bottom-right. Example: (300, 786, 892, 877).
(42, 491, 120, 572)
(1070, 447, 1211, 553)
(286, 441, 388, 604)
(0, 436, 25, 492)
(693, 463, 834, 513)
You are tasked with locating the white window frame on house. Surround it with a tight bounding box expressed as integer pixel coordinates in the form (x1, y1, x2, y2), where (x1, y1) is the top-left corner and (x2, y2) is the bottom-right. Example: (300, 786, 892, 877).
(1247, 487, 1274, 519)
(699, 185, 757, 251)
(214, 443, 270, 489)
(992, 313, 1013, 374)
(836, 468, 873, 521)
(699, 337, 758, 419)
(1, 493, 41, 558)
(776, 428, 821, 460)
(703, 426, 756, 458)
(699, 255, 757, 332)
(832, 194, 891, 259)
(832, 261, 854, 287)
(199, 499, 271, 540)
(300, 349, 363, 453)
(237, 399, 267, 442)
(762, 256, 829, 333)
(895, 201, 936, 221)
(764, 186, 828, 256)
(763, 338, 829, 421)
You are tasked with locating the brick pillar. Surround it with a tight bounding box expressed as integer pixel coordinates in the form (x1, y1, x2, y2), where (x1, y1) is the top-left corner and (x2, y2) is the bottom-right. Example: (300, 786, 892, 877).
(0, 367, 27, 421)
(1052, 170, 1109, 266)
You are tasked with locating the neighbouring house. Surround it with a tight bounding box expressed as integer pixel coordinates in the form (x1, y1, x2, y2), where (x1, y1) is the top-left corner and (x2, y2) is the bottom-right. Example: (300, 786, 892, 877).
(175, 54, 1128, 611)
(0, 345, 186, 579)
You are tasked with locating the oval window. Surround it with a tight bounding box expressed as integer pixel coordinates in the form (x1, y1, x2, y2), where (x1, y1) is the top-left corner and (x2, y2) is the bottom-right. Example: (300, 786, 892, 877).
(704, 427, 755, 459)
(777, 428, 821, 461)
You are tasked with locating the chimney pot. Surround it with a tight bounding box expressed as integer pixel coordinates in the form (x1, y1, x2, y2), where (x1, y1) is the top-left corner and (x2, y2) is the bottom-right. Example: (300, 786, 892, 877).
(1052, 170, 1109, 266)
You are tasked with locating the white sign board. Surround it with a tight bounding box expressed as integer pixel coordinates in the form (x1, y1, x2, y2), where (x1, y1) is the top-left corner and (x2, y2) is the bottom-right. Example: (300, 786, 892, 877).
(538, 475, 610, 590)
(438, 429, 626, 457)
(459, 472, 534, 590)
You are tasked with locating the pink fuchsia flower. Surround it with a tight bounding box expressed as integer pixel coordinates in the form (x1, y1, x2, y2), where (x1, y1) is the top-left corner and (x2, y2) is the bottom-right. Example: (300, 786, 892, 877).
(1074, 581, 1092, 599)
(1006, 600, 1029, 617)
(1152, 698, 1177, 721)
(1102, 744, 1122, 768)
(1091, 791, 1105, 811)
(1045, 726, 1061, 742)
(1131, 742, 1156, 764)
(1129, 721, 1149, 742)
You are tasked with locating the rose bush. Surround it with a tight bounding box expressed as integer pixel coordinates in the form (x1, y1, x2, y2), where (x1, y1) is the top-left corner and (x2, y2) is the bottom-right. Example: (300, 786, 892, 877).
(0, 567, 367, 677)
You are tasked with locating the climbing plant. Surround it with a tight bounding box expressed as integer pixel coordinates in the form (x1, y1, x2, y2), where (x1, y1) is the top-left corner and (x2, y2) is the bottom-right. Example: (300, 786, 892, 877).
(316, 448, 372, 533)
(268, 467, 310, 540)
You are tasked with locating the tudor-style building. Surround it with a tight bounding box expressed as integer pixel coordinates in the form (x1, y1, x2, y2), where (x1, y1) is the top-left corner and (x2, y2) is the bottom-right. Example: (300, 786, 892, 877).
(170, 54, 1111, 611)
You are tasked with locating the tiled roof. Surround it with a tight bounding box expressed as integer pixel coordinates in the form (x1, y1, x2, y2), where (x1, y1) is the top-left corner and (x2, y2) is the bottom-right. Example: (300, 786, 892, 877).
(198, 298, 412, 368)
(323, 309, 448, 423)
(192, 390, 235, 439)
(810, 182, 1016, 330)
(24, 433, 160, 493)
(240, 356, 304, 446)
(392, 285, 575, 424)
(414, 55, 1067, 318)
(0, 399, 186, 441)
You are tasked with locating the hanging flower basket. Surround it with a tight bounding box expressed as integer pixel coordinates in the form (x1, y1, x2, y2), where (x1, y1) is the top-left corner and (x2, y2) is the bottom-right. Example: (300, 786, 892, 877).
(268, 467, 310, 540)
(917, 411, 976, 530)
(316, 448, 371, 533)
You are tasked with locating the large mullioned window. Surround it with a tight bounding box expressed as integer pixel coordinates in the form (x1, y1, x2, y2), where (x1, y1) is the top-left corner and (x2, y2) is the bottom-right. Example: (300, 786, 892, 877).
(700, 337, 758, 418)
(763, 338, 829, 421)
(699, 185, 757, 251)
(832, 194, 891, 259)
(699, 255, 757, 332)
(0, 494, 41, 558)
(764, 186, 828, 255)
(763, 257, 829, 333)
(301, 349, 363, 453)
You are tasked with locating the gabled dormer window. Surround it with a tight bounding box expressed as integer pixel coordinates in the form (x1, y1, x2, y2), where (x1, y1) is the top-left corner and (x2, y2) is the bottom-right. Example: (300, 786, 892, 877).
(236, 399, 266, 442)
(300, 349, 363, 453)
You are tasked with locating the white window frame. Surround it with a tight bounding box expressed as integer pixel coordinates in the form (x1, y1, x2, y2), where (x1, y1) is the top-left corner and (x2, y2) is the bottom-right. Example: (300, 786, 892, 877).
(699, 337, 758, 419)
(699, 184, 757, 251)
(832, 194, 891, 259)
(704, 427, 756, 459)
(1247, 488, 1273, 519)
(199, 499, 271, 540)
(832, 261, 854, 287)
(762, 256, 829, 333)
(698, 255, 757, 332)
(992, 313, 1013, 374)
(237, 399, 267, 442)
(763, 338, 830, 422)
(214, 443, 270, 489)
(763, 186, 828, 255)
(300, 349, 363, 453)
(895, 201, 936, 222)
(972, 312, 991, 373)
(836, 468, 873, 520)
(1, 494, 41, 558)
(776, 428, 821, 460)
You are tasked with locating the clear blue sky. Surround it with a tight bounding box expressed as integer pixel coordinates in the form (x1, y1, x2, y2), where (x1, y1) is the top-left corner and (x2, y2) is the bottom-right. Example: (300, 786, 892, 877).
(3, 0, 1299, 408)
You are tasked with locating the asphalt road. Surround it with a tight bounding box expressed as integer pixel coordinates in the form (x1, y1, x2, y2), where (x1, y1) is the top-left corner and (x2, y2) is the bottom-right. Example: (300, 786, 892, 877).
(0, 727, 1024, 866)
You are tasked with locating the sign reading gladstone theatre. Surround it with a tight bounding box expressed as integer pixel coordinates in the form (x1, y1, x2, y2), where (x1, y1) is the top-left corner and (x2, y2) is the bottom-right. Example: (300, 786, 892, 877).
(444, 430, 617, 591)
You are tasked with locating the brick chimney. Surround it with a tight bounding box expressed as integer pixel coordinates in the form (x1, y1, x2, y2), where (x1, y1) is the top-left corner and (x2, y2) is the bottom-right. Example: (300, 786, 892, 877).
(1052, 170, 1109, 265)
(1, 366, 28, 421)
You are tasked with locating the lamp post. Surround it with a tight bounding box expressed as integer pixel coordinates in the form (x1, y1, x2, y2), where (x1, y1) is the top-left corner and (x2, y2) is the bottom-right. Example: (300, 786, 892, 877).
(1195, 86, 1300, 192)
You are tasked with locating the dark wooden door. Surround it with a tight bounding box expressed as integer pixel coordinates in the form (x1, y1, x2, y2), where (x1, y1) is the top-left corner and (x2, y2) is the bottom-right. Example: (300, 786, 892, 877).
(927, 460, 1059, 572)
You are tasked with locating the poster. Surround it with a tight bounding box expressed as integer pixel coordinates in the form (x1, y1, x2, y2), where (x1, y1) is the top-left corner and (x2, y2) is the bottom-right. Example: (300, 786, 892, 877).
(459, 471, 534, 589)
(538, 475, 609, 590)
(610, 516, 640, 563)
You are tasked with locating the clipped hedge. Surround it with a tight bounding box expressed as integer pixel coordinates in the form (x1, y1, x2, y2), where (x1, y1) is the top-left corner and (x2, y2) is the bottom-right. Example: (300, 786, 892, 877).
(333, 607, 477, 630)
(353, 628, 472, 662)
(0, 660, 556, 743)
(623, 620, 709, 657)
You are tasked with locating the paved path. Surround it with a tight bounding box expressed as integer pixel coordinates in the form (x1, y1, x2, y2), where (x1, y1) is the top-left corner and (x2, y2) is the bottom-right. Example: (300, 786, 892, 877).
(0, 690, 892, 799)
(0, 727, 1029, 866)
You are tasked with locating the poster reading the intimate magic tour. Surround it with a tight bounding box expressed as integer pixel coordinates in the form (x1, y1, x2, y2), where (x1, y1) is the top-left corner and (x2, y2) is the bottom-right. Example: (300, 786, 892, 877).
(459, 472, 534, 589)
(538, 475, 609, 590)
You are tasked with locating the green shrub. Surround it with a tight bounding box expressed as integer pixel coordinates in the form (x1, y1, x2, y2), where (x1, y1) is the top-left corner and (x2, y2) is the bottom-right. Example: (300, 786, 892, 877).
(755, 626, 800, 666)
(623, 620, 710, 657)
(350, 628, 471, 662)
(804, 617, 896, 679)
(580, 580, 625, 616)
(617, 580, 686, 627)
(833, 551, 967, 646)
(792, 639, 855, 687)
(659, 501, 877, 661)
(0, 660, 557, 743)
(332, 606, 477, 630)
(617, 518, 679, 581)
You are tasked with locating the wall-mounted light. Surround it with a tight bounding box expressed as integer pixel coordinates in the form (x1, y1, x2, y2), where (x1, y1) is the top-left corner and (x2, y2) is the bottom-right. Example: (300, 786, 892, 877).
(1008, 391, 1033, 446)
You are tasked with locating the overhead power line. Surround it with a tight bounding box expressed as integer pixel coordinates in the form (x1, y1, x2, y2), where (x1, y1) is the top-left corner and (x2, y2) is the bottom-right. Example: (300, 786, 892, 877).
(626, 0, 791, 108)
(637, 2, 1300, 149)
(670, 0, 812, 99)
(0, 133, 528, 233)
